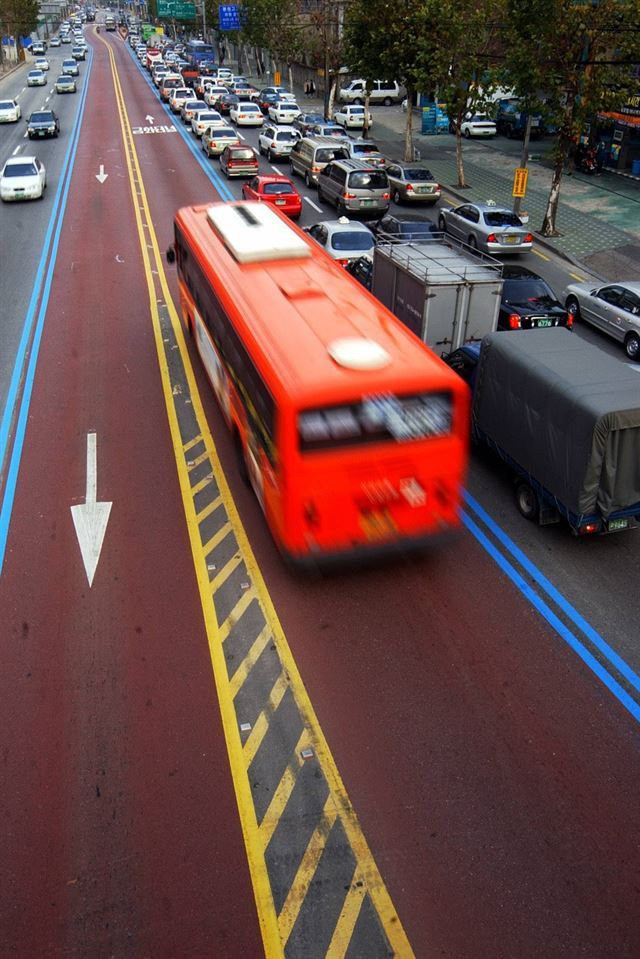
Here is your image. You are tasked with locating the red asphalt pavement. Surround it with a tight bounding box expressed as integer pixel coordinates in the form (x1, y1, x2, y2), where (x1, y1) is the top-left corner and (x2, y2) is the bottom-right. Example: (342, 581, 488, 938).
(1, 30, 639, 959)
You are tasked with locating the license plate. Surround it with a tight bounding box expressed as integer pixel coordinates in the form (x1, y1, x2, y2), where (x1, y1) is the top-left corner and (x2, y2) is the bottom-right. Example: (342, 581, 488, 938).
(537, 318, 552, 327)
(275, 199, 286, 205)
(608, 518, 628, 532)
(503, 235, 520, 244)
(417, 186, 433, 194)
(360, 509, 397, 541)
(361, 199, 376, 207)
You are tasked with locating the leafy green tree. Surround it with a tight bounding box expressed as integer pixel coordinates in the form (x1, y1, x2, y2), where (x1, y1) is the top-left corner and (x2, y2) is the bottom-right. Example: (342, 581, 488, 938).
(0, 0, 39, 37)
(503, 0, 638, 236)
(240, 0, 307, 90)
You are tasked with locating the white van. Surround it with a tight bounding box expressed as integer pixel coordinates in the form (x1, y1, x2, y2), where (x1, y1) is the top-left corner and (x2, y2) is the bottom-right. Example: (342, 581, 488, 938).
(338, 79, 404, 106)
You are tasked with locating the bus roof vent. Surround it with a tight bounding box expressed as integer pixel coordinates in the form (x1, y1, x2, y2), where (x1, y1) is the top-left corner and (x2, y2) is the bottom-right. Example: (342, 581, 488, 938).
(328, 337, 391, 371)
(207, 202, 311, 263)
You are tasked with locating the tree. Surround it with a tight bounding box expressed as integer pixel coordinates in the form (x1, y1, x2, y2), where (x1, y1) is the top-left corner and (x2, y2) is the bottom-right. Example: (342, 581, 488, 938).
(240, 0, 308, 91)
(503, 0, 638, 236)
(343, 0, 440, 161)
(0, 0, 39, 37)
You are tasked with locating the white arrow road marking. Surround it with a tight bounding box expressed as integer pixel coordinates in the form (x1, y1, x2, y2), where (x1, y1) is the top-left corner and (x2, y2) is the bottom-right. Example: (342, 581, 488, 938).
(70, 432, 112, 587)
(95, 164, 108, 183)
(146, 114, 154, 123)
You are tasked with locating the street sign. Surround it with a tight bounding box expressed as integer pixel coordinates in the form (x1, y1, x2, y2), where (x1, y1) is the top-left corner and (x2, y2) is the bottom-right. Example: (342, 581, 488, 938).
(158, 1, 196, 20)
(513, 167, 529, 198)
(219, 4, 241, 30)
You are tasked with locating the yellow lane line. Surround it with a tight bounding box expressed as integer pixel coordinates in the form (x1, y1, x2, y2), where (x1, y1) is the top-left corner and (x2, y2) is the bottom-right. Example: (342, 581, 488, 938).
(533, 248, 550, 261)
(278, 796, 339, 945)
(243, 672, 289, 768)
(228, 624, 272, 699)
(258, 729, 311, 849)
(102, 39, 282, 956)
(569, 272, 585, 282)
(325, 869, 368, 959)
(104, 37, 415, 959)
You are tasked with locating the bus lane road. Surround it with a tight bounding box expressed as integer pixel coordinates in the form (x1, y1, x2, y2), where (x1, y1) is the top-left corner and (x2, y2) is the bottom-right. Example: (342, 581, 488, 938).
(0, 33, 263, 959)
(110, 38, 640, 958)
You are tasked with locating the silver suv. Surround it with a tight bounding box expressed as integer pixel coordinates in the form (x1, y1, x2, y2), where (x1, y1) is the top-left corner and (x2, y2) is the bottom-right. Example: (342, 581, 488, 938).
(316, 159, 390, 217)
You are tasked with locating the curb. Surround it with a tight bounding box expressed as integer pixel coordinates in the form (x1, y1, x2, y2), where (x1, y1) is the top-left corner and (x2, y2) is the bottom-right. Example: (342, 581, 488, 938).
(0, 61, 24, 83)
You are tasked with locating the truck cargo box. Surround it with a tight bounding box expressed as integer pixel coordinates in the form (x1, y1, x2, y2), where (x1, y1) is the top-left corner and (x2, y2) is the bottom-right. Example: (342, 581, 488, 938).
(372, 237, 503, 352)
(473, 329, 640, 522)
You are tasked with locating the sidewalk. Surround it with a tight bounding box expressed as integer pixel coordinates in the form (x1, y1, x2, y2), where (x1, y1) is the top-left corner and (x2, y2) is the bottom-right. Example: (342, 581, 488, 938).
(280, 79, 640, 281)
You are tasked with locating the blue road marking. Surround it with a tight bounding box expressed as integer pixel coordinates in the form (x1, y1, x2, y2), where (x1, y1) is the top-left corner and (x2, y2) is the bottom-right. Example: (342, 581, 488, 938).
(461, 508, 640, 725)
(464, 490, 640, 697)
(0, 50, 95, 573)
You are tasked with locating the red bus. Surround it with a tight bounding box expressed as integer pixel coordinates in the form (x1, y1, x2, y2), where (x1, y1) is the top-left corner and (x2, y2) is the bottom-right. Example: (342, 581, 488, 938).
(169, 201, 469, 567)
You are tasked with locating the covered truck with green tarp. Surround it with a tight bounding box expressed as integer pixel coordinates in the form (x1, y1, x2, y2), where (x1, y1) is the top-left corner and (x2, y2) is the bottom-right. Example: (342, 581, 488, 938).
(471, 328, 640, 534)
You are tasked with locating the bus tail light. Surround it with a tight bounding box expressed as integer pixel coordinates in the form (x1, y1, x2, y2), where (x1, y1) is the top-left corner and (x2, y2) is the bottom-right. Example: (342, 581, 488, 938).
(509, 313, 522, 329)
(304, 501, 320, 527)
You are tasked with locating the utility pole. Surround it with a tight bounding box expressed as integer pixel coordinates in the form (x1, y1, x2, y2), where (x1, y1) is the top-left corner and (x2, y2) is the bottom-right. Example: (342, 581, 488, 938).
(512, 113, 532, 217)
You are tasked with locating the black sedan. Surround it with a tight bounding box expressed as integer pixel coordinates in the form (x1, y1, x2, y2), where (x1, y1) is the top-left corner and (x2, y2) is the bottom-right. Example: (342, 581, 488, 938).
(370, 213, 440, 242)
(293, 112, 325, 135)
(27, 109, 60, 138)
(499, 266, 570, 331)
(214, 93, 239, 116)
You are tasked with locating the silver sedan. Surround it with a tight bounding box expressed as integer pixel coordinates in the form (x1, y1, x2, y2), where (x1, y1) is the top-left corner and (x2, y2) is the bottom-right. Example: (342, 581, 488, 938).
(438, 203, 533, 254)
(565, 281, 640, 360)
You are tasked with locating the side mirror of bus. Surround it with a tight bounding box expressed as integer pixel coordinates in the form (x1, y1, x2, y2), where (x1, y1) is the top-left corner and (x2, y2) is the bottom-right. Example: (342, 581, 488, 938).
(166, 245, 176, 264)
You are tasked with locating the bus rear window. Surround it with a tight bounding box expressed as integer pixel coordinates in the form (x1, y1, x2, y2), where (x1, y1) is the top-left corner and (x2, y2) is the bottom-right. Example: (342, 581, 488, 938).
(298, 392, 452, 451)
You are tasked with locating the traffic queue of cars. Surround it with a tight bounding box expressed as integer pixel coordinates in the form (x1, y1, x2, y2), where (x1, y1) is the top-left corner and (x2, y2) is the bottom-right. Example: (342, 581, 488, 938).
(0, 24, 86, 202)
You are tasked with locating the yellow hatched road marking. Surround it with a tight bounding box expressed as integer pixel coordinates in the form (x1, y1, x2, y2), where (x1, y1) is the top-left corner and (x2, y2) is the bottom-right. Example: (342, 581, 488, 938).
(201, 519, 232, 556)
(325, 869, 368, 959)
(278, 795, 339, 945)
(197, 493, 223, 522)
(183, 434, 203, 454)
(229, 624, 272, 699)
(187, 449, 210, 470)
(103, 34, 415, 959)
(243, 672, 289, 767)
(259, 729, 311, 849)
(209, 551, 243, 593)
(219, 588, 255, 641)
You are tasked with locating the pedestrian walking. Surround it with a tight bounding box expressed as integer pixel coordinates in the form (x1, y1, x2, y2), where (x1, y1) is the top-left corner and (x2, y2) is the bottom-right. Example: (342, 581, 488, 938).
(309, 78, 316, 99)
(304, 79, 311, 99)
(596, 139, 607, 176)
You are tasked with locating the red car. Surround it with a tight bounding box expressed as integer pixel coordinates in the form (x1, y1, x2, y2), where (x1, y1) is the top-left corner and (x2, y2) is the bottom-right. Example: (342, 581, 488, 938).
(241, 174, 303, 219)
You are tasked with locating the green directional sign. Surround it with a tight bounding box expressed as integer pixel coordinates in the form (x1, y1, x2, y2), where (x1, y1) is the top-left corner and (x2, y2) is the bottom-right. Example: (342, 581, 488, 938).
(158, 1, 197, 19)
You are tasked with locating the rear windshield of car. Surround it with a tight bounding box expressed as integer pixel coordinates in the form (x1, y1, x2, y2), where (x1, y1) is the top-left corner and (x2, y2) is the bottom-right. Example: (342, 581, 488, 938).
(503, 278, 556, 303)
(231, 149, 255, 158)
(4, 163, 37, 177)
(263, 182, 295, 195)
(483, 211, 523, 227)
(215, 128, 236, 137)
(348, 171, 388, 189)
(353, 144, 381, 155)
(276, 131, 298, 141)
(331, 232, 374, 251)
(403, 168, 436, 181)
(349, 107, 365, 113)
(316, 148, 348, 163)
(200, 112, 220, 121)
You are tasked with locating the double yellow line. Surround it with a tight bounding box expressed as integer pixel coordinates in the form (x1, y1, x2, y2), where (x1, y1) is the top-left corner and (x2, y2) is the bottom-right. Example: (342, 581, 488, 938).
(99, 33, 415, 959)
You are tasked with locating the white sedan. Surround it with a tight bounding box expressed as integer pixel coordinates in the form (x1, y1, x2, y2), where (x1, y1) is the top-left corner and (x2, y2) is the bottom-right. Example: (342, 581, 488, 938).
(460, 114, 497, 138)
(1, 156, 46, 201)
(27, 70, 47, 87)
(268, 100, 302, 124)
(35, 57, 50, 71)
(191, 109, 225, 137)
(204, 85, 228, 107)
(229, 101, 264, 126)
(334, 104, 372, 130)
(0, 98, 21, 122)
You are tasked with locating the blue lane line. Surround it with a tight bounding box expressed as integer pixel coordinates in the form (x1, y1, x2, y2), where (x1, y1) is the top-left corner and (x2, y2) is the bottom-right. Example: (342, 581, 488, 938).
(0, 56, 94, 483)
(0, 50, 94, 573)
(460, 510, 640, 725)
(463, 489, 640, 697)
(123, 42, 234, 201)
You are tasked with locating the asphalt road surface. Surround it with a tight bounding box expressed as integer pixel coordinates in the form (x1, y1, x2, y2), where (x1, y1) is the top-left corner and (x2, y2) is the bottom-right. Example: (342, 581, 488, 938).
(1, 27, 639, 959)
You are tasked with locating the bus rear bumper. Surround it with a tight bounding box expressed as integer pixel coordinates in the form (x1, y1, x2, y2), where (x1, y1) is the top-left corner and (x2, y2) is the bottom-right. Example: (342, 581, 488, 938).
(280, 527, 460, 574)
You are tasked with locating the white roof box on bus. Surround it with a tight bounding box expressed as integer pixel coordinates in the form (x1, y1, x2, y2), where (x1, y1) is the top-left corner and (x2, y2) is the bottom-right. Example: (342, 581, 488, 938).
(206, 202, 311, 263)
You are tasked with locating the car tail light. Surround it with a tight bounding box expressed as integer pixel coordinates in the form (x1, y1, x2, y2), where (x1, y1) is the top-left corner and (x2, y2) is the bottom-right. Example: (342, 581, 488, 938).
(524, 233, 534, 243)
(270, 141, 277, 148)
(487, 233, 498, 243)
(509, 313, 522, 329)
(311, 166, 321, 174)
(343, 192, 356, 199)
(566, 313, 574, 329)
(337, 258, 349, 267)
(383, 192, 390, 200)
(405, 183, 414, 192)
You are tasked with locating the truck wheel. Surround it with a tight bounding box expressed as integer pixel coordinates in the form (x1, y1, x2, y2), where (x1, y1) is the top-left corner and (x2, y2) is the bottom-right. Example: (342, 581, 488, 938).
(624, 332, 640, 360)
(566, 296, 581, 322)
(516, 482, 540, 522)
